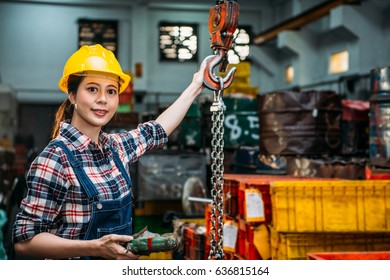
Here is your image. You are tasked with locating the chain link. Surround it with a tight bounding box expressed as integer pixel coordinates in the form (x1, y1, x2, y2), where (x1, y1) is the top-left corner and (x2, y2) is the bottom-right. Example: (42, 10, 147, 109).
(208, 88, 226, 260)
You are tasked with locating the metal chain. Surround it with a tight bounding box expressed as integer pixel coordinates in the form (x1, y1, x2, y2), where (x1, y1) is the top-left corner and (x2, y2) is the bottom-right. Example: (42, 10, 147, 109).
(205, 0, 239, 260)
(208, 86, 226, 260)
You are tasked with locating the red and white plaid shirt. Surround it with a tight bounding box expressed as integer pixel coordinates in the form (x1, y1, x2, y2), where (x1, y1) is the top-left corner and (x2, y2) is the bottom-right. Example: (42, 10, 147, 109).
(13, 121, 167, 242)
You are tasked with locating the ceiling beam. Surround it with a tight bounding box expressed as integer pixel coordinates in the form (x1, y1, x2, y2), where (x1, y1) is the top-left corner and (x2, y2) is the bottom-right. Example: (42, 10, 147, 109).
(253, 0, 361, 45)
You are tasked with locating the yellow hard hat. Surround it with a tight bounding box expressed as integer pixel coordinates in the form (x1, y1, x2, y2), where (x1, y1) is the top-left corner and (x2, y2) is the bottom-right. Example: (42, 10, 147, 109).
(58, 44, 130, 94)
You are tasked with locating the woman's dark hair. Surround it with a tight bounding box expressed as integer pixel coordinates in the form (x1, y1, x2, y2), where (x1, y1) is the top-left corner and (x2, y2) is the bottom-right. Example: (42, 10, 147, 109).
(51, 75, 84, 139)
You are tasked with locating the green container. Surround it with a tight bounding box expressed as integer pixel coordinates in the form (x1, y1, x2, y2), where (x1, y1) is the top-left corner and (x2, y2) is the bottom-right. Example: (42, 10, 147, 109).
(223, 97, 259, 148)
(179, 103, 202, 148)
(116, 104, 132, 113)
(133, 215, 172, 234)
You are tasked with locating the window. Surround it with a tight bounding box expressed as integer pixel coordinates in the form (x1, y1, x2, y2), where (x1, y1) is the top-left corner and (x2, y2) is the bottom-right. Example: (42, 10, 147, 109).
(159, 22, 198, 62)
(329, 50, 349, 74)
(78, 19, 118, 55)
(228, 25, 251, 64)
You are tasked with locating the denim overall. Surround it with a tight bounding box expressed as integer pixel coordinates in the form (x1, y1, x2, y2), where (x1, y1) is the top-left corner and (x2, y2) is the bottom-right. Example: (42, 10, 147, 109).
(48, 140, 133, 259)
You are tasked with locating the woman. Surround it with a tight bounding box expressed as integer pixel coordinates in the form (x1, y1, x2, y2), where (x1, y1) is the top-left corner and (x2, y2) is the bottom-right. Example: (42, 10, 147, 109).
(12, 44, 206, 259)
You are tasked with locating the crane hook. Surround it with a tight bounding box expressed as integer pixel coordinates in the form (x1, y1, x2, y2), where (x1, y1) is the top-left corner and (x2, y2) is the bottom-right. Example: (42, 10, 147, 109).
(202, 50, 236, 91)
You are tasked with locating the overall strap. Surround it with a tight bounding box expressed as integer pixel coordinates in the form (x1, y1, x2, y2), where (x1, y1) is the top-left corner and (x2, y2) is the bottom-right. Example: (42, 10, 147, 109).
(48, 140, 99, 198)
(110, 147, 132, 186)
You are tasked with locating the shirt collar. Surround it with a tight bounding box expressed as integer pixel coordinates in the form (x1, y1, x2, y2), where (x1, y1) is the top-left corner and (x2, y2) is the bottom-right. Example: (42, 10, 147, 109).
(58, 122, 112, 152)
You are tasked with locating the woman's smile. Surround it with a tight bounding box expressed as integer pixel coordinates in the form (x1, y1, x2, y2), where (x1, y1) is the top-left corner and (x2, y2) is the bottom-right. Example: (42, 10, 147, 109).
(91, 108, 109, 117)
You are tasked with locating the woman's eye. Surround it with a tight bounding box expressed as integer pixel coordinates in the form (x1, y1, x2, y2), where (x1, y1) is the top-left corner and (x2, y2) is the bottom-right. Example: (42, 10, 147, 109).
(108, 89, 118, 95)
(88, 87, 98, 93)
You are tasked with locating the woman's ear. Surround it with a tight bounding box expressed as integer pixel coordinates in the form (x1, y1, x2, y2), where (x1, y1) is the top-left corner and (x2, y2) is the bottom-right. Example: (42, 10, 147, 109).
(68, 93, 76, 105)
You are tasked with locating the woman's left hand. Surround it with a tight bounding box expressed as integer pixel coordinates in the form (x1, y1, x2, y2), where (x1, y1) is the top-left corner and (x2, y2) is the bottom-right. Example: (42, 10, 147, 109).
(191, 57, 208, 91)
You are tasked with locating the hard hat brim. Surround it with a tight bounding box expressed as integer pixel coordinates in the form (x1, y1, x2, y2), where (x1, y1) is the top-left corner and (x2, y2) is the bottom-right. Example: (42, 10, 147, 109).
(58, 71, 130, 94)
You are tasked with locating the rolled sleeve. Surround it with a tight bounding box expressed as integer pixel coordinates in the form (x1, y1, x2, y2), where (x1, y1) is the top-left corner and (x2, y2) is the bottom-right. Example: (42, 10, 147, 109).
(112, 120, 168, 164)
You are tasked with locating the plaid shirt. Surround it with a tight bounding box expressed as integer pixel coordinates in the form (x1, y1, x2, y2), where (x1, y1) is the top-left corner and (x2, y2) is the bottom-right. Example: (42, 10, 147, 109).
(13, 121, 167, 243)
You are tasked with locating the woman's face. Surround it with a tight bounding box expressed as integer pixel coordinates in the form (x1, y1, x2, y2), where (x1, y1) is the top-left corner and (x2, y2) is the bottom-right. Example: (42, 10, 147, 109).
(69, 75, 119, 131)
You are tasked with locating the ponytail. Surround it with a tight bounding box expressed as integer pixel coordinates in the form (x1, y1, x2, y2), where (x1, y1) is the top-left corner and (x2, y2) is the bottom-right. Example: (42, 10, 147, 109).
(51, 75, 84, 139)
(51, 99, 73, 139)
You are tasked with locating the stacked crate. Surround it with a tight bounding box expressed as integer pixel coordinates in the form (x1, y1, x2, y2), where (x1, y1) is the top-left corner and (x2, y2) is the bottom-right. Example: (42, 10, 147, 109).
(209, 174, 390, 260)
(270, 180, 390, 259)
(222, 174, 335, 259)
(171, 218, 206, 260)
(221, 174, 280, 260)
(184, 225, 206, 260)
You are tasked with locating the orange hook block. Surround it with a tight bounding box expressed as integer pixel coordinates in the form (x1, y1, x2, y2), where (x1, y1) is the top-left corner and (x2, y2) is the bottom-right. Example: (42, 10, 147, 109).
(208, 0, 240, 72)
